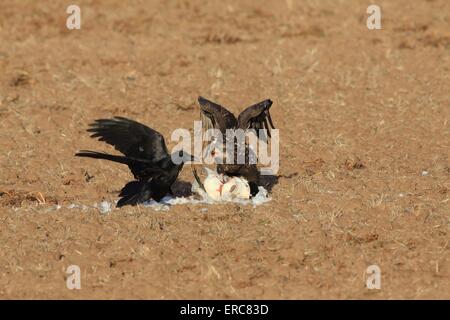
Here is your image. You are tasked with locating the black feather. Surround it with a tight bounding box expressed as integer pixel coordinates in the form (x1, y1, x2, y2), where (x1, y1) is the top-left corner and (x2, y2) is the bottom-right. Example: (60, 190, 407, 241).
(197, 97, 276, 187)
(76, 117, 189, 207)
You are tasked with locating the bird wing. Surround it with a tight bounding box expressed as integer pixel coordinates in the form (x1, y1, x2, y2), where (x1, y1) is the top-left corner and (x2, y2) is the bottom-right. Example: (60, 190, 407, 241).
(194, 97, 238, 190)
(237, 99, 274, 139)
(198, 96, 237, 135)
(87, 116, 169, 163)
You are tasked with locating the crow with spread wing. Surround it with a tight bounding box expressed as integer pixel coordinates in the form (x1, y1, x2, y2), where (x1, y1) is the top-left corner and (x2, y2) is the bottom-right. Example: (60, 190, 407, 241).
(194, 96, 275, 196)
(75, 117, 194, 207)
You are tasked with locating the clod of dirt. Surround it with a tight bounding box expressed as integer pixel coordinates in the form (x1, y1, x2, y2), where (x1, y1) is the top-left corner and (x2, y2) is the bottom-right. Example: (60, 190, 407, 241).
(345, 233, 379, 245)
(398, 40, 416, 50)
(421, 32, 450, 48)
(197, 33, 244, 45)
(0, 190, 57, 207)
(279, 172, 298, 179)
(343, 158, 365, 170)
(175, 103, 195, 111)
(62, 178, 74, 186)
(10, 71, 32, 87)
(394, 23, 428, 33)
(84, 171, 94, 182)
(438, 187, 448, 195)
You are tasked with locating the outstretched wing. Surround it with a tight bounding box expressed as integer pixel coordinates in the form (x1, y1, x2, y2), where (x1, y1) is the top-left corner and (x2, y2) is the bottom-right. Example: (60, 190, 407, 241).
(194, 97, 238, 187)
(198, 96, 237, 134)
(237, 99, 274, 139)
(87, 116, 169, 163)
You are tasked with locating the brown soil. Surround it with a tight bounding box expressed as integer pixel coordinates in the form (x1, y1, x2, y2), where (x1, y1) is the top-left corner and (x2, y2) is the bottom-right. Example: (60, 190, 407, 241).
(0, 0, 449, 299)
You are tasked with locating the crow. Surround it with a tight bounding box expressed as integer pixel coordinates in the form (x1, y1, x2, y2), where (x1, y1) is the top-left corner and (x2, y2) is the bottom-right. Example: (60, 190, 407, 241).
(194, 96, 275, 196)
(75, 117, 194, 207)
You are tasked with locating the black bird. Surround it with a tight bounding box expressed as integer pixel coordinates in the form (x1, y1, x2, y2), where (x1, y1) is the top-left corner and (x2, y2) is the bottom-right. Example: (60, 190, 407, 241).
(194, 96, 275, 195)
(75, 117, 194, 207)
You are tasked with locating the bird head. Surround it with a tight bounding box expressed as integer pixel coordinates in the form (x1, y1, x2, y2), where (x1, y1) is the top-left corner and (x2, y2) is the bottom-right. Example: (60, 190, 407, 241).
(204, 138, 226, 164)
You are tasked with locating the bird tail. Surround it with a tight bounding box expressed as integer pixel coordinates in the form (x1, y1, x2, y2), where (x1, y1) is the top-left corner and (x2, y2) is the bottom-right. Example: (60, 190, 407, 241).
(117, 180, 152, 207)
(76, 150, 168, 207)
(75, 150, 133, 166)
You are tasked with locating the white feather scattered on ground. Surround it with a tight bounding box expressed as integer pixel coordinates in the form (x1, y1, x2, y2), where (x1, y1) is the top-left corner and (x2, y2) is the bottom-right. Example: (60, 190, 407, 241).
(97, 201, 112, 214)
(46, 186, 271, 212)
(143, 185, 271, 210)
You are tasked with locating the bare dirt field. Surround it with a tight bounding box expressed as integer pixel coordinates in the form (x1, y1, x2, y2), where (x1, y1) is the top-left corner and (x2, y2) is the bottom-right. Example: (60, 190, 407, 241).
(0, 0, 449, 299)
